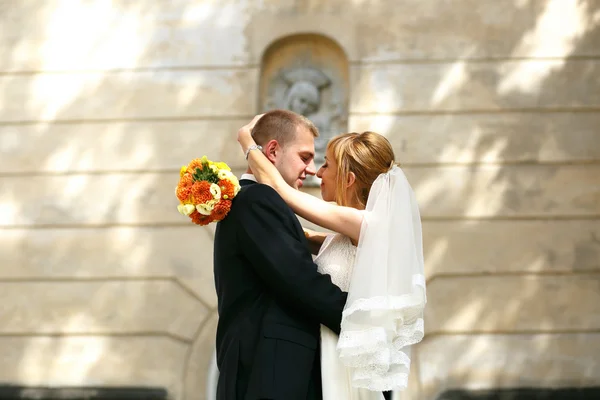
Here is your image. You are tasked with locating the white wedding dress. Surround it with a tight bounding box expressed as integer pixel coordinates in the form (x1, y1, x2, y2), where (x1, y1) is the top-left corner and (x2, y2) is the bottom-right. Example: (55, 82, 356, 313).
(314, 232, 385, 400)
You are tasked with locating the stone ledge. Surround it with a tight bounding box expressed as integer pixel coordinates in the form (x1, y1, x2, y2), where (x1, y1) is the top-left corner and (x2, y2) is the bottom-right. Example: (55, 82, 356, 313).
(0, 336, 188, 399)
(3, 1, 598, 72)
(0, 227, 217, 309)
(348, 112, 600, 164)
(0, 69, 258, 122)
(0, 385, 168, 400)
(0, 120, 248, 174)
(349, 60, 600, 113)
(422, 220, 600, 279)
(436, 387, 600, 400)
(0, 281, 208, 339)
(3, 112, 599, 175)
(1, 165, 598, 226)
(3, 220, 598, 286)
(425, 274, 600, 333)
(416, 333, 600, 400)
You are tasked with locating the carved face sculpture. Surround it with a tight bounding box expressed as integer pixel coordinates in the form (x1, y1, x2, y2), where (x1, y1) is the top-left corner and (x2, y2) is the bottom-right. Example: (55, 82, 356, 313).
(285, 81, 320, 116)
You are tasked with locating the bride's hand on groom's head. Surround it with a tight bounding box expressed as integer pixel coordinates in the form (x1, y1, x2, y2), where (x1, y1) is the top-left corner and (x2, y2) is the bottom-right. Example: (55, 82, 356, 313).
(237, 114, 264, 147)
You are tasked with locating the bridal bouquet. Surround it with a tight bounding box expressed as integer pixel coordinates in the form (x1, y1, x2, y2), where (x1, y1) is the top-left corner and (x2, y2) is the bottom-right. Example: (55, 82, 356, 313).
(176, 156, 241, 226)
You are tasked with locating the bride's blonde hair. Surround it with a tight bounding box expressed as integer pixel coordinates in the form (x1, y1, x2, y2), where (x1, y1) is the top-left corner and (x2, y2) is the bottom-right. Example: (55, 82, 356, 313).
(327, 131, 398, 209)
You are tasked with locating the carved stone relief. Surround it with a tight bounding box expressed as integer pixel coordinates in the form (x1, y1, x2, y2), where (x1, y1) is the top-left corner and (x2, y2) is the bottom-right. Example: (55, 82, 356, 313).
(259, 34, 349, 186)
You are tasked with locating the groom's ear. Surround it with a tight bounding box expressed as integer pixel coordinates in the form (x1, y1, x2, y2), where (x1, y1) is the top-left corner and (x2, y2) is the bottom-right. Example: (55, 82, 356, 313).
(263, 139, 279, 163)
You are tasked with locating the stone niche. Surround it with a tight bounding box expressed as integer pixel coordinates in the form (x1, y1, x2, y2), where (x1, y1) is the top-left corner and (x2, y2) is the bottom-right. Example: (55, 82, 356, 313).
(258, 34, 349, 185)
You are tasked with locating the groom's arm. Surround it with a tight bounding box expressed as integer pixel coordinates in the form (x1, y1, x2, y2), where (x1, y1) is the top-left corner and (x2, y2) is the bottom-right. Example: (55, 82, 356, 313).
(237, 184, 347, 334)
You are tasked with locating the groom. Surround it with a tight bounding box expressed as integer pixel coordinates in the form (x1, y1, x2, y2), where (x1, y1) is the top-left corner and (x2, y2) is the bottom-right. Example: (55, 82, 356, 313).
(213, 109, 348, 399)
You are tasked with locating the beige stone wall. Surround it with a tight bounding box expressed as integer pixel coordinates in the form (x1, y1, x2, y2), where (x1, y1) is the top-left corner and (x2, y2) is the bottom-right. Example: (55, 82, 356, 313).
(1, 1, 599, 399)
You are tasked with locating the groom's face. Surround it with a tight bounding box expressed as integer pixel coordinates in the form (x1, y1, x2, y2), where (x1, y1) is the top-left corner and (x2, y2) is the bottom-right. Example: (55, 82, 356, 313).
(274, 126, 317, 189)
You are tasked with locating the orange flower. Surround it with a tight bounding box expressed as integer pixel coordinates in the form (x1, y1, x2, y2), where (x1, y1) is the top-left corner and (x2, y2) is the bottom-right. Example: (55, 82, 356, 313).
(190, 210, 213, 226)
(218, 179, 236, 199)
(176, 173, 194, 202)
(179, 173, 193, 187)
(190, 181, 213, 204)
(187, 158, 204, 174)
(212, 200, 232, 221)
(176, 185, 192, 202)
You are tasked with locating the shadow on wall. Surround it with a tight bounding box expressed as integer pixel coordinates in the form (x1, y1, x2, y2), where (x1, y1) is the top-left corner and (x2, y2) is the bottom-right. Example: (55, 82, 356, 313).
(0, 1, 231, 398)
(350, 0, 600, 397)
(0, 0, 599, 399)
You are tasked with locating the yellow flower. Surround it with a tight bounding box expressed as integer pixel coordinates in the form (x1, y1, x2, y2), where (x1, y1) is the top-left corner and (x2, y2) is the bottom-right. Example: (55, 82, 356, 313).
(209, 164, 218, 173)
(177, 203, 196, 216)
(201, 155, 209, 164)
(215, 162, 231, 171)
(210, 183, 221, 200)
(179, 166, 187, 177)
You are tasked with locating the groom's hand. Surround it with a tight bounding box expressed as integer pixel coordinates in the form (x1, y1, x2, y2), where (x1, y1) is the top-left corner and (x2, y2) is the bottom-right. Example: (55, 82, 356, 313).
(303, 228, 329, 255)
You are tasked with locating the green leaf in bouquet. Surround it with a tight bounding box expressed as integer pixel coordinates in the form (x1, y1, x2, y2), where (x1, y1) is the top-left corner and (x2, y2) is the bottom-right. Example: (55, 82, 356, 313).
(191, 164, 219, 184)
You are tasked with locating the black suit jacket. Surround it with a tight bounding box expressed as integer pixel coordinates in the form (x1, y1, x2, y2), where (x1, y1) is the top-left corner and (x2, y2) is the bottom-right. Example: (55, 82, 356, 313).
(213, 179, 348, 400)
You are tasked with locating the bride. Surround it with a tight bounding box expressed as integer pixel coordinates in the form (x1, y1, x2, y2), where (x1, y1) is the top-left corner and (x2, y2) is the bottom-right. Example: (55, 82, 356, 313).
(237, 115, 427, 399)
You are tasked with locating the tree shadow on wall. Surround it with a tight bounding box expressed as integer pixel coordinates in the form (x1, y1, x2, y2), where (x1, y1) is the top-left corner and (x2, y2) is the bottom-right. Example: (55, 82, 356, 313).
(403, 0, 600, 398)
(0, 1, 599, 400)
(0, 1, 238, 399)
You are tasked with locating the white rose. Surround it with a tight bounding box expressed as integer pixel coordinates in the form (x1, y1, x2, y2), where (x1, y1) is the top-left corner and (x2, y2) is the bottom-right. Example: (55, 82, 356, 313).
(218, 170, 233, 180)
(196, 200, 216, 216)
(177, 204, 196, 216)
(210, 183, 221, 200)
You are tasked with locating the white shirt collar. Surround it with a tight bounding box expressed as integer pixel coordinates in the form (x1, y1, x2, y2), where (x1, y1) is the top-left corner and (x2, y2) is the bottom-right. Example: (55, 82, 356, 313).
(240, 173, 257, 182)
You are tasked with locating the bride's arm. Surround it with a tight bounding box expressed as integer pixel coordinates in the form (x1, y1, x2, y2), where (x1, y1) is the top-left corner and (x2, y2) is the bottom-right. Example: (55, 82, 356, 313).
(249, 148, 363, 242)
(239, 123, 363, 243)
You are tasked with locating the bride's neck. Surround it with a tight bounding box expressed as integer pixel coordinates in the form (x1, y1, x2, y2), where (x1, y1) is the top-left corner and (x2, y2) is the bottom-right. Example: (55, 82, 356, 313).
(348, 198, 365, 211)
(337, 200, 364, 211)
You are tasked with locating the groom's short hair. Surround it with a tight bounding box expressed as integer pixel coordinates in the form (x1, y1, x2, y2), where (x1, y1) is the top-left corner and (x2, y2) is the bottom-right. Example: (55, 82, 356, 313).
(251, 109, 319, 147)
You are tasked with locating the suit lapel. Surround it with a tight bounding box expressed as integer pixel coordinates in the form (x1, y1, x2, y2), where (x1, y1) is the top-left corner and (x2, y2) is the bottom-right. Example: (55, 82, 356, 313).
(238, 178, 310, 254)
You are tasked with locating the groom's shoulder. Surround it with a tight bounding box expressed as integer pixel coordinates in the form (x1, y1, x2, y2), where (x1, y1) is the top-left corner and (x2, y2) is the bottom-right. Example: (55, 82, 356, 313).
(234, 183, 288, 210)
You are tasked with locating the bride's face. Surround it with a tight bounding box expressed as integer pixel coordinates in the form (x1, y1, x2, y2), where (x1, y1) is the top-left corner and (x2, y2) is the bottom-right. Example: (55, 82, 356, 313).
(316, 149, 337, 202)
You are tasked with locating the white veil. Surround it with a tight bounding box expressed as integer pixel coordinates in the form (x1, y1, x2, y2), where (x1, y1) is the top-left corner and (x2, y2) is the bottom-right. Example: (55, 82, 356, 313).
(337, 166, 426, 391)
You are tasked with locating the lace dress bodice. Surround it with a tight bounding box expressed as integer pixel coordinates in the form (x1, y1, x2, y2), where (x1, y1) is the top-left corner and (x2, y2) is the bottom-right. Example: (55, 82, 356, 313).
(313, 233, 385, 399)
(314, 234, 356, 291)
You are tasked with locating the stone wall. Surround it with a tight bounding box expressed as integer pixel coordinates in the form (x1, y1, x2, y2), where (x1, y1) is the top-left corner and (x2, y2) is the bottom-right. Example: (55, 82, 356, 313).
(1, 1, 599, 400)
